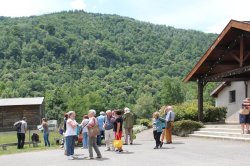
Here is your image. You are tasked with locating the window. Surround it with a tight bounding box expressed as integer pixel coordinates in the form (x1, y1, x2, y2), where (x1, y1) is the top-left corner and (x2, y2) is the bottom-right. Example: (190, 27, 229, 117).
(229, 90, 236, 103)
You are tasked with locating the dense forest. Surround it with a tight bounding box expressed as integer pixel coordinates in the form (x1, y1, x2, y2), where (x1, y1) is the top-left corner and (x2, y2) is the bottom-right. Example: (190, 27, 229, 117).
(0, 10, 218, 121)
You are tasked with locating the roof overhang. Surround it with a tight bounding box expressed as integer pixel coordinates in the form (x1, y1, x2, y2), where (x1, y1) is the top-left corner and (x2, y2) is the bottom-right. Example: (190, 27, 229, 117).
(0, 97, 44, 106)
(184, 20, 250, 83)
(210, 82, 231, 98)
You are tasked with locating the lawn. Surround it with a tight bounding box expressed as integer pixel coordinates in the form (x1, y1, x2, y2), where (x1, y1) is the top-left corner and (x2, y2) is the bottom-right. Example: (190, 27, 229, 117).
(0, 131, 62, 155)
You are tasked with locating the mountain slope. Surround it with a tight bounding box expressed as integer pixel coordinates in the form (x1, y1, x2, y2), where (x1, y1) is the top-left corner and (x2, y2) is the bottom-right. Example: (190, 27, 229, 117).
(0, 11, 217, 119)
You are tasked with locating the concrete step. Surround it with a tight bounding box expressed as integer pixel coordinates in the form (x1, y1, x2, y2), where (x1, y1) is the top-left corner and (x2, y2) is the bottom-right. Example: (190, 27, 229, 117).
(204, 125, 240, 129)
(194, 131, 250, 138)
(189, 134, 250, 142)
(200, 128, 241, 133)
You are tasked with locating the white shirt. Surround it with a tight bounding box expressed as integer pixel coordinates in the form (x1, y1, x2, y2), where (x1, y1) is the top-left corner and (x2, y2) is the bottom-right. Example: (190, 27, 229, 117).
(81, 119, 89, 133)
(18, 120, 27, 134)
(165, 111, 175, 122)
(65, 119, 77, 136)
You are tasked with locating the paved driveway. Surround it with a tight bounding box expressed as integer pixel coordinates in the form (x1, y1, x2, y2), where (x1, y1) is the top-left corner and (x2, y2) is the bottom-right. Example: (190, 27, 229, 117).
(1, 129, 250, 166)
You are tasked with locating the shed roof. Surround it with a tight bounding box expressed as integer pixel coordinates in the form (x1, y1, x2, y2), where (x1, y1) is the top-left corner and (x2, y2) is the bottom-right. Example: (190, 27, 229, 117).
(184, 20, 250, 82)
(0, 97, 44, 106)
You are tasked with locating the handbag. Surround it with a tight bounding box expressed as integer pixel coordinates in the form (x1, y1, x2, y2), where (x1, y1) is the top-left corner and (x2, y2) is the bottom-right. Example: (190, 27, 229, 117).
(239, 109, 249, 115)
(166, 121, 171, 128)
(113, 140, 123, 148)
(88, 118, 100, 138)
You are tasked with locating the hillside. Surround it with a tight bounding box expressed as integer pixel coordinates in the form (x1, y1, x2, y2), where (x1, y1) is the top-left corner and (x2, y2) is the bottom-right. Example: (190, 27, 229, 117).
(0, 11, 217, 120)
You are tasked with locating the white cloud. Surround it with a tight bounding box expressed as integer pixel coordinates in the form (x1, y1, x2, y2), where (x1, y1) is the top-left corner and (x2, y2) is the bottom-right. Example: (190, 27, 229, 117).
(0, 0, 87, 17)
(1, 0, 250, 33)
(0, 0, 44, 17)
(70, 0, 87, 10)
(129, 0, 250, 33)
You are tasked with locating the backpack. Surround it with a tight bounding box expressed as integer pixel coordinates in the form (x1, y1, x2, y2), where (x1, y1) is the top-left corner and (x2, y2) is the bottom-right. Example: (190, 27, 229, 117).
(31, 133, 39, 142)
(14, 121, 22, 132)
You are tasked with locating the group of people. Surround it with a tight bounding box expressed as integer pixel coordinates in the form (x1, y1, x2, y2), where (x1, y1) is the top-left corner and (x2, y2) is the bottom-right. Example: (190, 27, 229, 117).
(14, 117, 51, 149)
(13, 105, 175, 159)
(152, 105, 175, 149)
(63, 107, 134, 160)
(14, 100, 250, 157)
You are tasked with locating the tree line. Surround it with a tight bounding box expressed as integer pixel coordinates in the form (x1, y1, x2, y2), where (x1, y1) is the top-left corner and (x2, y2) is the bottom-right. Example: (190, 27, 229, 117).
(0, 10, 218, 122)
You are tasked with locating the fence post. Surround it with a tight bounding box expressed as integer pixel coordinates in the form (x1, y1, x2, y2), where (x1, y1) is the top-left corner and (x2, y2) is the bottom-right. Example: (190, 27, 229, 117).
(29, 129, 31, 148)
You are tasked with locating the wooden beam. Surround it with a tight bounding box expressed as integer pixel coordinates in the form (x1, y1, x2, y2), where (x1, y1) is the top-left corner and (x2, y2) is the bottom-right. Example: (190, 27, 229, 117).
(204, 65, 250, 82)
(244, 81, 248, 98)
(229, 52, 240, 63)
(205, 60, 239, 65)
(240, 35, 244, 67)
(244, 51, 250, 62)
(197, 79, 204, 122)
(232, 21, 250, 33)
(205, 77, 249, 82)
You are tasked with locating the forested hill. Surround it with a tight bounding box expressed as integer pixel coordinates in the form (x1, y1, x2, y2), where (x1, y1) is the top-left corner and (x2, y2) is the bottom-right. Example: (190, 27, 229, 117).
(0, 10, 217, 120)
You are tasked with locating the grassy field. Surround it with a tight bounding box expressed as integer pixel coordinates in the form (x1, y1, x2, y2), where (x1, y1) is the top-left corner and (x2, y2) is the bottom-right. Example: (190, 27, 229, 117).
(0, 131, 62, 155)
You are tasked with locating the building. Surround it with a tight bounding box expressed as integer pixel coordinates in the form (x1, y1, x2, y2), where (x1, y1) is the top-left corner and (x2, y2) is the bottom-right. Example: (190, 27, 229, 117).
(210, 81, 249, 123)
(0, 97, 45, 132)
(184, 20, 250, 122)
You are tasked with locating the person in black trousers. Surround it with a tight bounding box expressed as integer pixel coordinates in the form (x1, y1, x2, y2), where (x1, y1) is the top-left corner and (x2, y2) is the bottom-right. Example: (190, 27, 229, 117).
(15, 117, 28, 149)
(152, 112, 165, 149)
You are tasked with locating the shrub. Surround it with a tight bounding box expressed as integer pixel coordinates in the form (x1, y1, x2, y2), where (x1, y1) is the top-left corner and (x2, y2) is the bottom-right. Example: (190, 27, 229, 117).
(174, 101, 198, 121)
(174, 100, 227, 122)
(138, 119, 152, 128)
(204, 106, 227, 122)
(173, 120, 204, 137)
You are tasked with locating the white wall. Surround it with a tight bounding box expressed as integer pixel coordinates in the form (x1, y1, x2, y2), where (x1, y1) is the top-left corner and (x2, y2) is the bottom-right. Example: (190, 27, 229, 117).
(215, 81, 248, 123)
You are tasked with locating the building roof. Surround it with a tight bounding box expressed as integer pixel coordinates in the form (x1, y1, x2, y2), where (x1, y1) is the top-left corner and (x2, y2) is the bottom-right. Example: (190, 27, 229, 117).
(184, 20, 250, 82)
(210, 82, 231, 98)
(0, 97, 44, 106)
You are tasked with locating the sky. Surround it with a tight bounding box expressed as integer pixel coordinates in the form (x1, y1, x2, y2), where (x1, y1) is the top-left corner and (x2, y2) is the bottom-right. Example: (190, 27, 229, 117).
(0, 0, 250, 33)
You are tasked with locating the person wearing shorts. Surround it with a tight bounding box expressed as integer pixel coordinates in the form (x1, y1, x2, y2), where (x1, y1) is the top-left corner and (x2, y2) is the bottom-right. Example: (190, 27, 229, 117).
(239, 104, 250, 134)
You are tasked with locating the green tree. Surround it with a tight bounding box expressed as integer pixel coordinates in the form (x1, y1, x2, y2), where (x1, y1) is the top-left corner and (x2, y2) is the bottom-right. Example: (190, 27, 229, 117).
(134, 94, 155, 119)
(159, 78, 185, 105)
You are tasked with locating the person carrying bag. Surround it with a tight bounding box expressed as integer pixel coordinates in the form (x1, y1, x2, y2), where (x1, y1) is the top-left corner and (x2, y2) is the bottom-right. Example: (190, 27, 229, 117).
(239, 104, 250, 134)
(88, 119, 100, 138)
(165, 106, 175, 144)
(87, 109, 102, 159)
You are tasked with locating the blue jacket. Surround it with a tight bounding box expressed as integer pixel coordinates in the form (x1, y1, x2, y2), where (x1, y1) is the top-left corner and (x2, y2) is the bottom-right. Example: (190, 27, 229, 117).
(97, 115, 105, 131)
(153, 118, 165, 132)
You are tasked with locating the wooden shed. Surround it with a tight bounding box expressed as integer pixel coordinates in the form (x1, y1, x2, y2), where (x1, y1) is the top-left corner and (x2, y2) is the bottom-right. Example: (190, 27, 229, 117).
(0, 97, 45, 132)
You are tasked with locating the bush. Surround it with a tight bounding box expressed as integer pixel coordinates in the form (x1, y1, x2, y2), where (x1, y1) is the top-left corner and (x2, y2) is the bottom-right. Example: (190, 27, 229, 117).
(173, 120, 204, 137)
(204, 106, 227, 122)
(174, 101, 198, 121)
(174, 100, 227, 122)
(138, 119, 152, 128)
